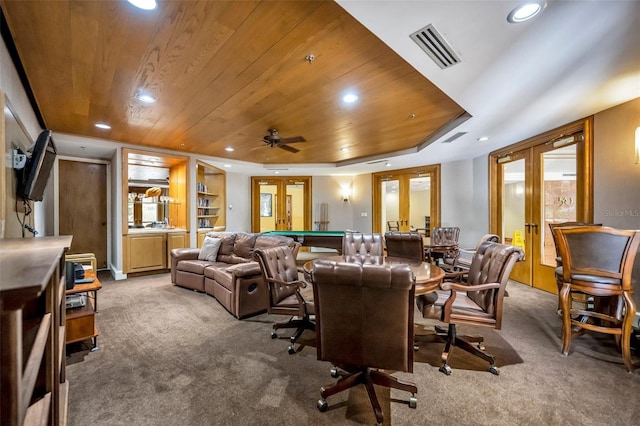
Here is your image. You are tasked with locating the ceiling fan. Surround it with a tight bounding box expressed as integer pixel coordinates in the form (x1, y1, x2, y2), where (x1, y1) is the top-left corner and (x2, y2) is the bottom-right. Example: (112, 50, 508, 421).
(262, 128, 306, 153)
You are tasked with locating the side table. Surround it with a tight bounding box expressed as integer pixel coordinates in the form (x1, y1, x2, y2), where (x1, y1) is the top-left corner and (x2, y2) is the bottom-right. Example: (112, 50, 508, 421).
(66, 270, 102, 350)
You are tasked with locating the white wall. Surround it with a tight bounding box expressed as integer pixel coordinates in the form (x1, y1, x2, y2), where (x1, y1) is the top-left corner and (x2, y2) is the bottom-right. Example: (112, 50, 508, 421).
(225, 172, 251, 232)
(311, 175, 357, 231)
(440, 159, 488, 248)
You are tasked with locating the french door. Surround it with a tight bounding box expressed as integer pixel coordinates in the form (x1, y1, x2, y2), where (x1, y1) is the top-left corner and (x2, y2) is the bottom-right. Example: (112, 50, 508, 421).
(251, 176, 311, 232)
(490, 118, 593, 292)
(372, 165, 440, 234)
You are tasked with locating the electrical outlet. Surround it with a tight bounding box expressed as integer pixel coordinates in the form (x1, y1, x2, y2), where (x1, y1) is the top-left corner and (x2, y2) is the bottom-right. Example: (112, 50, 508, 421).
(361, 212, 368, 217)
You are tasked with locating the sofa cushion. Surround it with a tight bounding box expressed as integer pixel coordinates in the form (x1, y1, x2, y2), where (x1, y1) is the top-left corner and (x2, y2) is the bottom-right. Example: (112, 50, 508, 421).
(198, 236, 222, 261)
(211, 268, 234, 292)
(233, 232, 259, 260)
(203, 262, 235, 278)
(176, 259, 213, 275)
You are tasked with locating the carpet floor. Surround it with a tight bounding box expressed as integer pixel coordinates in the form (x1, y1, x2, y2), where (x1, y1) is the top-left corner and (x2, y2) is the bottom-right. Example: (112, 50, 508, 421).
(66, 272, 640, 425)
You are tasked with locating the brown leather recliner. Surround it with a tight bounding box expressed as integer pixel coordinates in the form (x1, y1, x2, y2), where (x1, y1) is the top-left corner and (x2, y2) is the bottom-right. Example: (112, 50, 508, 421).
(254, 245, 315, 354)
(311, 260, 417, 424)
(426, 226, 460, 265)
(384, 231, 424, 261)
(415, 241, 524, 375)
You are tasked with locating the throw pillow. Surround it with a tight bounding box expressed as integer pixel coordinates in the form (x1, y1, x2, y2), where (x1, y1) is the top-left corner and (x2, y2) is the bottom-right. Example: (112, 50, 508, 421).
(198, 236, 222, 261)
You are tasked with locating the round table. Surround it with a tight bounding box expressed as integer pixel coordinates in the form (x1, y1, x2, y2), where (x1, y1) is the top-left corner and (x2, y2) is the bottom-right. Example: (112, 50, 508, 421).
(303, 255, 444, 295)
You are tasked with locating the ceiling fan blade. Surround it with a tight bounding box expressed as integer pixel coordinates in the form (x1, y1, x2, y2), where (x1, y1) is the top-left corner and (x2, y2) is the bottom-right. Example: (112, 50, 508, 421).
(278, 144, 299, 153)
(280, 136, 306, 144)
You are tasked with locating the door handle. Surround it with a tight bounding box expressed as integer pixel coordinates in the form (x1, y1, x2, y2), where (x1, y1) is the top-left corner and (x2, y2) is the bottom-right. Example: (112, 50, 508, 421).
(524, 223, 531, 231)
(531, 223, 539, 234)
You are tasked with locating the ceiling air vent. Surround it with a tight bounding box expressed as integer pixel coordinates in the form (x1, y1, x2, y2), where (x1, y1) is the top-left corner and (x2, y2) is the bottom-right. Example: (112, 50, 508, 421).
(441, 132, 467, 143)
(410, 24, 461, 69)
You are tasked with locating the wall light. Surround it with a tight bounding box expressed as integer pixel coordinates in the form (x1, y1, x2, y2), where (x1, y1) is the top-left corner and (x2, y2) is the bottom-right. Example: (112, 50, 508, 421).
(340, 185, 351, 202)
(635, 126, 640, 164)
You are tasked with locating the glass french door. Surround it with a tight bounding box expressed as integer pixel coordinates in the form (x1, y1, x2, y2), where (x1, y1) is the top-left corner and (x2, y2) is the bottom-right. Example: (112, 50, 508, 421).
(491, 119, 593, 293)
(251, 176, 311, 232)
(373, 165, 440, 234)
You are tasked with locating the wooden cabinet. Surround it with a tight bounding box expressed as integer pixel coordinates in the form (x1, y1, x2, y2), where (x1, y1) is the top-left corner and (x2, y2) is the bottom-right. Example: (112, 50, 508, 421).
(0, 236, 72, 426)
(196, 161, 226, 232)
(124, 231, 186, 273)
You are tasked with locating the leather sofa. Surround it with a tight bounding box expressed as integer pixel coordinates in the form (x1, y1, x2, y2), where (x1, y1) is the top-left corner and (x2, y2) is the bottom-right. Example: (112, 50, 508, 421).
(170, 232, 300, 319)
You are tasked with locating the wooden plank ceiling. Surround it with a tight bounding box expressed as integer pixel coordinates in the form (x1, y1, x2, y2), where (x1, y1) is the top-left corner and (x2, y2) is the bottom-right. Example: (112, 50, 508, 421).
(1, 0, 467, 165)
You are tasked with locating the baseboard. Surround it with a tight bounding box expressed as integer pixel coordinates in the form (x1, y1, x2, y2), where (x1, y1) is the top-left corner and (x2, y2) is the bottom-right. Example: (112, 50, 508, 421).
(109, 264, 127, 281)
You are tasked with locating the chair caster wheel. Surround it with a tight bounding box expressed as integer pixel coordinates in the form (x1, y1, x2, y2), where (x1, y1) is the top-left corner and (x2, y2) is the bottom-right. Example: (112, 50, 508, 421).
(413, 344, 420, 351)
(489, 366, 500, 375)
(271, 331, 278, 339)
(477, 343, 485, 351)
(409, 394, 417, 409)
(439, 364, 452, 375)
(330, 366, 339, 378)
(317, 399, 328, 412)
(288, 345, 296, 355)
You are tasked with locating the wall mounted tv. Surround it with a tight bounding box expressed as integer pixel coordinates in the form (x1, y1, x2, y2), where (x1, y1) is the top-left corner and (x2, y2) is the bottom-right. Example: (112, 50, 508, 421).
(16, 129, 57, 201)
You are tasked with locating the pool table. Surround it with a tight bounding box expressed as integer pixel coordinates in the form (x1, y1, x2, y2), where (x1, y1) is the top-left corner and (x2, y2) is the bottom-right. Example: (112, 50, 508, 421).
(264, 231, 344, 253)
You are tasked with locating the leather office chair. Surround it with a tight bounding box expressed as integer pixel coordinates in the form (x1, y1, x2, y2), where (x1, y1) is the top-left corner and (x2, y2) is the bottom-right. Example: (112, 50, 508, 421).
(554, 226, 640, 372)
(311, 260, 417, 424)
(442, 234, 500, 272)
(387, 220, 400, 231)
(254, 246, 315, 354)
(415, 242, 524, 375)
(426, 226, 460, 265)
(342, 231, 384, 258)
(384, 231, 424, 261)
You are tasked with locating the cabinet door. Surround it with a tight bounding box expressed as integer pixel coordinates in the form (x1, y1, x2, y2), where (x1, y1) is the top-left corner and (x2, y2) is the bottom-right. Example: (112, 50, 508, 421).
(127, 234, 165, 272)
(167, 233, 187, 260)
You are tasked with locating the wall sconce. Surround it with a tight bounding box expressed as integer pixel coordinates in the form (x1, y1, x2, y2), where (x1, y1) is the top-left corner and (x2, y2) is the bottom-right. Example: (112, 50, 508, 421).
(340, 186, 351, 202)
(635, 126, 640, 164)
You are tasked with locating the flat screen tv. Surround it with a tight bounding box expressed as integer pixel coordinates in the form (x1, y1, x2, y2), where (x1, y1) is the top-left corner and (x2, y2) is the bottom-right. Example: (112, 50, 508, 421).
(16, 129, 57, 201)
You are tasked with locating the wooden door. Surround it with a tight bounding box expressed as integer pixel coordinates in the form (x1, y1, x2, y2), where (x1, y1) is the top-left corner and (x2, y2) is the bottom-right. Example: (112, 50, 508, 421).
(490, 118, 593, 293)
(59, 160, 108, 269)
(251, 176, 311, 232)
(372, 165, 441, 234)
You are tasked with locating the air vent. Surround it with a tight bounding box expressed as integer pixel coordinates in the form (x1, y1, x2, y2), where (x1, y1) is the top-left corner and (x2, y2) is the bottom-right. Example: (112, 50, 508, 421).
(410, 24, 461, 69)
(441, 132, 467, 143)
(366, 159, 389, 165)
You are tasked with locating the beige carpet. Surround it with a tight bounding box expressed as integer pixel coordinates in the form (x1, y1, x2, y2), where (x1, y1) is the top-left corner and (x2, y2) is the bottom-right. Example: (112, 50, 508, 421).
(66, 272, 640, 425)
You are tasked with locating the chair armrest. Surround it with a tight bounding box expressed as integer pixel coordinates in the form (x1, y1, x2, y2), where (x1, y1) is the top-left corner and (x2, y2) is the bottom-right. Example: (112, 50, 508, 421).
(441, 281, 501, 292)
(443, 270, 468, 281)
(266, 277, 306, 289)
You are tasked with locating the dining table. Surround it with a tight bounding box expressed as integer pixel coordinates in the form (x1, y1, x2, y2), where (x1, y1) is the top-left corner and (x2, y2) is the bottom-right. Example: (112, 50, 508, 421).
(302, 254, 445, 295)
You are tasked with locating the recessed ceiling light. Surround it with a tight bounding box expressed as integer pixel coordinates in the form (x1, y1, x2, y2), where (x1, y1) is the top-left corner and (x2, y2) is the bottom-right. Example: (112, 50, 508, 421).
(223, 164, 231, 168)
(127, 0, 157, 10)
(507, 3, 544, 23)
(274, 171, 280, 174)
(385, 162, 391, 167)
(342, 93, 358, 103)
(478, 136, 489, 142)
(95, 123, 111, 130)
(341, 147, 349, 152)
(137, 93, 156, 104)
(225, 147, 234, 152)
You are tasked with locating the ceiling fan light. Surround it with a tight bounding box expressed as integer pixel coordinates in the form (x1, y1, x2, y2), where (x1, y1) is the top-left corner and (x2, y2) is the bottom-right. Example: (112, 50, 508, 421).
(138, 93, 156, 104)
(225, 147, 234, 152)
(127, 0, 157, 11)
(507, 3, 544, 23)
(342, 93, 358, 103)
(95, 122, 111, 130)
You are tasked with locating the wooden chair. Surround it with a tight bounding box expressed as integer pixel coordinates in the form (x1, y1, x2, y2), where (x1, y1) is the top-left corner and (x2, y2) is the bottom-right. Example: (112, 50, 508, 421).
(311, 260, 417, 424)
(387, 220, 400, 231)
(415, 242, 524, 375)
(384, 231, 424, 261)
(549, 222, 602, 312)
(254, 246, 315, 354)
(554, 226, 640, 372)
